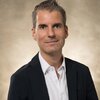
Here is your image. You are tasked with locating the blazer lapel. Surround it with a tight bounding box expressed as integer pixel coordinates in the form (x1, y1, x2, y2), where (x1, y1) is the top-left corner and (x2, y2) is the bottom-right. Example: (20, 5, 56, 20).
(28, 54, 49, 100)
(28, 55, 78, 100)
(65, 58, 77, 100)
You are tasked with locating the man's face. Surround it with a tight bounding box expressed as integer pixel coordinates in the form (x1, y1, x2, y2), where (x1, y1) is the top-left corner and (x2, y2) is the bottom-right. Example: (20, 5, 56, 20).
(32, 10, 68, 55)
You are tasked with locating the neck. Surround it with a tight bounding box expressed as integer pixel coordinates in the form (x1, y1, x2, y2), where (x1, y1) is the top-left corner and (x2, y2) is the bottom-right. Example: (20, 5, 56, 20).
(40, 51, 63, 70)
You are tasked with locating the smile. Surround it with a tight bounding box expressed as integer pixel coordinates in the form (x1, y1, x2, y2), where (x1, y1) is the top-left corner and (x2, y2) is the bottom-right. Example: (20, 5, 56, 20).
(45, 40, 58, 43)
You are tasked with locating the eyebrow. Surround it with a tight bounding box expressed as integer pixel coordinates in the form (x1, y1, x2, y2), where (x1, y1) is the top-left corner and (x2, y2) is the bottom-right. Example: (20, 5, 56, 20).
(38, 24, 47, 27)
(38, 23, 63, 27)
(52, 23, 63, 27)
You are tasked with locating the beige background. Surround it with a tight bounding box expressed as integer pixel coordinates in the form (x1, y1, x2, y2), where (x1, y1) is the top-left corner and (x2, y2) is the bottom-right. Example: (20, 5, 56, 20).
(0, 0, 100, 100)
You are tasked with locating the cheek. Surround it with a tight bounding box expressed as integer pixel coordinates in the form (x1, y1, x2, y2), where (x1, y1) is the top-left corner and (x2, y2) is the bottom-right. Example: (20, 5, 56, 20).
(36, 34, 45, 44)
(58, 31, 67, 39)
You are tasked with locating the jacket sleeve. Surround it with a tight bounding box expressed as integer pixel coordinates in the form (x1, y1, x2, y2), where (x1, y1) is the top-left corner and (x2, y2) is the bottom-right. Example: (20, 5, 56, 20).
(7, 73, 29, 100)
(86, 68, 98, 100)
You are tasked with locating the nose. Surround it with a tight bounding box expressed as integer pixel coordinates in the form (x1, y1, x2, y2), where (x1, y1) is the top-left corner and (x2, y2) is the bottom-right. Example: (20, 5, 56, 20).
(48, 27, 55, 38)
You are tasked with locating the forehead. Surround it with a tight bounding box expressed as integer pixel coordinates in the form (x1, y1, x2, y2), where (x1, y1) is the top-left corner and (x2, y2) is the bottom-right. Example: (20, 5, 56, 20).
(36, 10, 63, 24)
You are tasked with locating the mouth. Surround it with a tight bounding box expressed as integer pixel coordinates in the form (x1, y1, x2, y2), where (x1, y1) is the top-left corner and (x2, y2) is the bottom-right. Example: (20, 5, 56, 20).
(45, 40, 58, 44)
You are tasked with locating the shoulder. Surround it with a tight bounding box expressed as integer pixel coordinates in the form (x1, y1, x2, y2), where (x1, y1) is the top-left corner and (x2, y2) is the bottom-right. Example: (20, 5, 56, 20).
(65, 58, 93, 82)
(65, 57, 90, 73)
(11, 53, 39, 79)
(11, 63, 31, 82)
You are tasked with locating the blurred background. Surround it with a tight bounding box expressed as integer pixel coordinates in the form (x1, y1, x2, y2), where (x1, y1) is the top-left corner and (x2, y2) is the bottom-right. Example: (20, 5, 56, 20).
(0, 0, 100, 99)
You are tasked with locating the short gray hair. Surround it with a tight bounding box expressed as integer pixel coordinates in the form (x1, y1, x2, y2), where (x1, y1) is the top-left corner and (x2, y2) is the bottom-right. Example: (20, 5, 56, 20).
(32, 0, 67, 28)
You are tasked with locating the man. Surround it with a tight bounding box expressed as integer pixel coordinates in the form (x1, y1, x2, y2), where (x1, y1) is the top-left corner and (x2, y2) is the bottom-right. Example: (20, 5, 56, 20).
(8, 0, 98, 100)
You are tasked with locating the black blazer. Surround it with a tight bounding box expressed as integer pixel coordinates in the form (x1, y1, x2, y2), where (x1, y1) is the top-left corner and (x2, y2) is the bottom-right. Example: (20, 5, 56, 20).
(8, 53, 98, 100)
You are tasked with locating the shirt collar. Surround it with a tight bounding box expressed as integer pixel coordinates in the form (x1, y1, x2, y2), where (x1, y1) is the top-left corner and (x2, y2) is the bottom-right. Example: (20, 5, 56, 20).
(39, 52, 66, 75)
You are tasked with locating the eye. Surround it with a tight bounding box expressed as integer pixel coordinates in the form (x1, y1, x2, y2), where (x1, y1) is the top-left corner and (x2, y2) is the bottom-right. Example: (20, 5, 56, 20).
(38, 24, 47, 29)
(53, 23, 62, 29)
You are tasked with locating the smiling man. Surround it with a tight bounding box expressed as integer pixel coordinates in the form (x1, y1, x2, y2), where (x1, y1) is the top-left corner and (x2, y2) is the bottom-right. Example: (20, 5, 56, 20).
(8, 0, 98, 100)
(32, 10, 68, 69)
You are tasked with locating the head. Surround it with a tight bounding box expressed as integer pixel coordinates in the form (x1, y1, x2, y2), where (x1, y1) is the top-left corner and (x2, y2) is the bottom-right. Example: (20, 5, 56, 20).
(32, 0, 67, 28)
(32, 0, 68, 56)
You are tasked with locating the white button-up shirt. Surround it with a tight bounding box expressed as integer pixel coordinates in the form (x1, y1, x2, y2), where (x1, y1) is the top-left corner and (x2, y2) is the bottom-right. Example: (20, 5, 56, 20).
(39, 53, 69, 100)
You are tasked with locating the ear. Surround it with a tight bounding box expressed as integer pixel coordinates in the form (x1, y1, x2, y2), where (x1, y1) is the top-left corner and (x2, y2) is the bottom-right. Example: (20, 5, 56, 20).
(65, 25, 68, 38)
(32, 27, 37, 41)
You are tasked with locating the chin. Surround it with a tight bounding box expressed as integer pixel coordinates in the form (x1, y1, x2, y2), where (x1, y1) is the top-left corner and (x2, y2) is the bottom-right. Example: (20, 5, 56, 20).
(44, 49, 60, 55)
